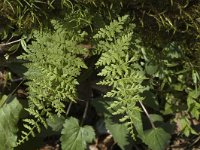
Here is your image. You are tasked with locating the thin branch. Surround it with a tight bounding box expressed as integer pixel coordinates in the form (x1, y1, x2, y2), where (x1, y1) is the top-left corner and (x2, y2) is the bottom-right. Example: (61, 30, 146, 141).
(7, 35, 14, 43)
(77, 98, 86, 102)
(0, 39, 21, 46)
(81, 100, 89, 126)
(188, 134, 200, 148)
(66, 101, 72, 116)
(139, 101, 156, 129)
(0, 79, 25, 107)
(11, 77, 24, 82)
(10, 78, 25, 96)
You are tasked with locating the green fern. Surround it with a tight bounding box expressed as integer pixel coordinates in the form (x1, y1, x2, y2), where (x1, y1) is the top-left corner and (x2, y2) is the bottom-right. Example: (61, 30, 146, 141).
(94, 15, 147, 138)
(17, 18, 88, 144)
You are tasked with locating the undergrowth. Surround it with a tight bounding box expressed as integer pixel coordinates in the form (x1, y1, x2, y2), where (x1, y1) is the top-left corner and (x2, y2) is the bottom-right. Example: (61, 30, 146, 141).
(0, 0, 200, 150)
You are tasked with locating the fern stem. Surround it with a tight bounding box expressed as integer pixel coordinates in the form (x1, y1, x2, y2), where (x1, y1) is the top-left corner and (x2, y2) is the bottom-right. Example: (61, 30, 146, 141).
(139, 101, 156, 129)
(3, 79, 25, 106)
(66, 101, 72, 116)
(11, 77, 24, 82)
(81, 100, 89, 126)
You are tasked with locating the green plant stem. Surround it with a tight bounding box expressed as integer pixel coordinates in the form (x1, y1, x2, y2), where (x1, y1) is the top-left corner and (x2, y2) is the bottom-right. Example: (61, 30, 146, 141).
(81, 100, 89, 126)
(0, 39, 21, 46)
(66, 101, 72, 116)
(139, 101, 156, 129)
(2, 79, 25, 107)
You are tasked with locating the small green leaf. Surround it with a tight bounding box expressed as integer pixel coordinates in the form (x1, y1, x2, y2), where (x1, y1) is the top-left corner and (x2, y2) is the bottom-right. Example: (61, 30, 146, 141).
(61, 117, 95, 150)
(142, 127, 171, 150)
(171, 83, 186, 91)
(8, 63, 27, 75)
(149, 114, 163, 123)
(187, 89, 200, 119)
(8, 43, 20, 52)
(178, 117, 197, 137)
(0, 97, 22, 150)
(20, 39, 27, 51)
(145, 62, 158, 75)
(142, 91, 159, 111)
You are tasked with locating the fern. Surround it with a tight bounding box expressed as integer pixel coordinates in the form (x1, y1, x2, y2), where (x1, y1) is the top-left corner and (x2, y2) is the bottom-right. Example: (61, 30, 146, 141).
(94, 15, 147, 138)
(17, 18, 88, 144)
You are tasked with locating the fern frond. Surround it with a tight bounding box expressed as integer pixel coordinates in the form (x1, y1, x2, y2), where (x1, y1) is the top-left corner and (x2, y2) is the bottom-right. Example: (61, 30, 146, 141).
(17, 119, 40, 145)
(94, 15, 128, 40)
(95, 15, 147, 138)
(18, 14, 89, 143)
(93, 15, 130, 54)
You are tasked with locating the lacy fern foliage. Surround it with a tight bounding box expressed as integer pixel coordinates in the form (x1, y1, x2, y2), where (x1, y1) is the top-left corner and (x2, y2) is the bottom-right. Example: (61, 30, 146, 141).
(94, 15, 147, 138)
(18, 19, 88, 144)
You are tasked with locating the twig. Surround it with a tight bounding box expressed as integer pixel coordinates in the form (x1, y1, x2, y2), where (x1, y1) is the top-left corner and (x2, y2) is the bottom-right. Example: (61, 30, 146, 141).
(0, 39, 21, 46)
(11, 77, 24, 82)
(66, 101, 72, 116)
(188, 134, 200, 148)
(0, 79, 25, 107)
(81, 100, 89, 126)
(139, 101, 156, 128)
(77, 98, 86, 102)
(7, 35, 13, 43)
(10, 78, 25, 96)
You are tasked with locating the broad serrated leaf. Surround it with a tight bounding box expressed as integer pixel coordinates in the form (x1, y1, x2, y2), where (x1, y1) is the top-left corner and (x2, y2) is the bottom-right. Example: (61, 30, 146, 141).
(105, 116, 133, 150)
(61, 117, 95, 150)
(92, 98, 133, 150)
(0, 97, 22, 150)
(47, 115, 65, 132)
(131, 108, 143, 136)
(141, 127, 171, 150)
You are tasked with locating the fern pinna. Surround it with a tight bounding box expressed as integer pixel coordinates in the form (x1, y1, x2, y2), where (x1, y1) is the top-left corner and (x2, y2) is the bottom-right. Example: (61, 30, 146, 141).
(94, 15, 147, 138)
(17, 20, 88, 144)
